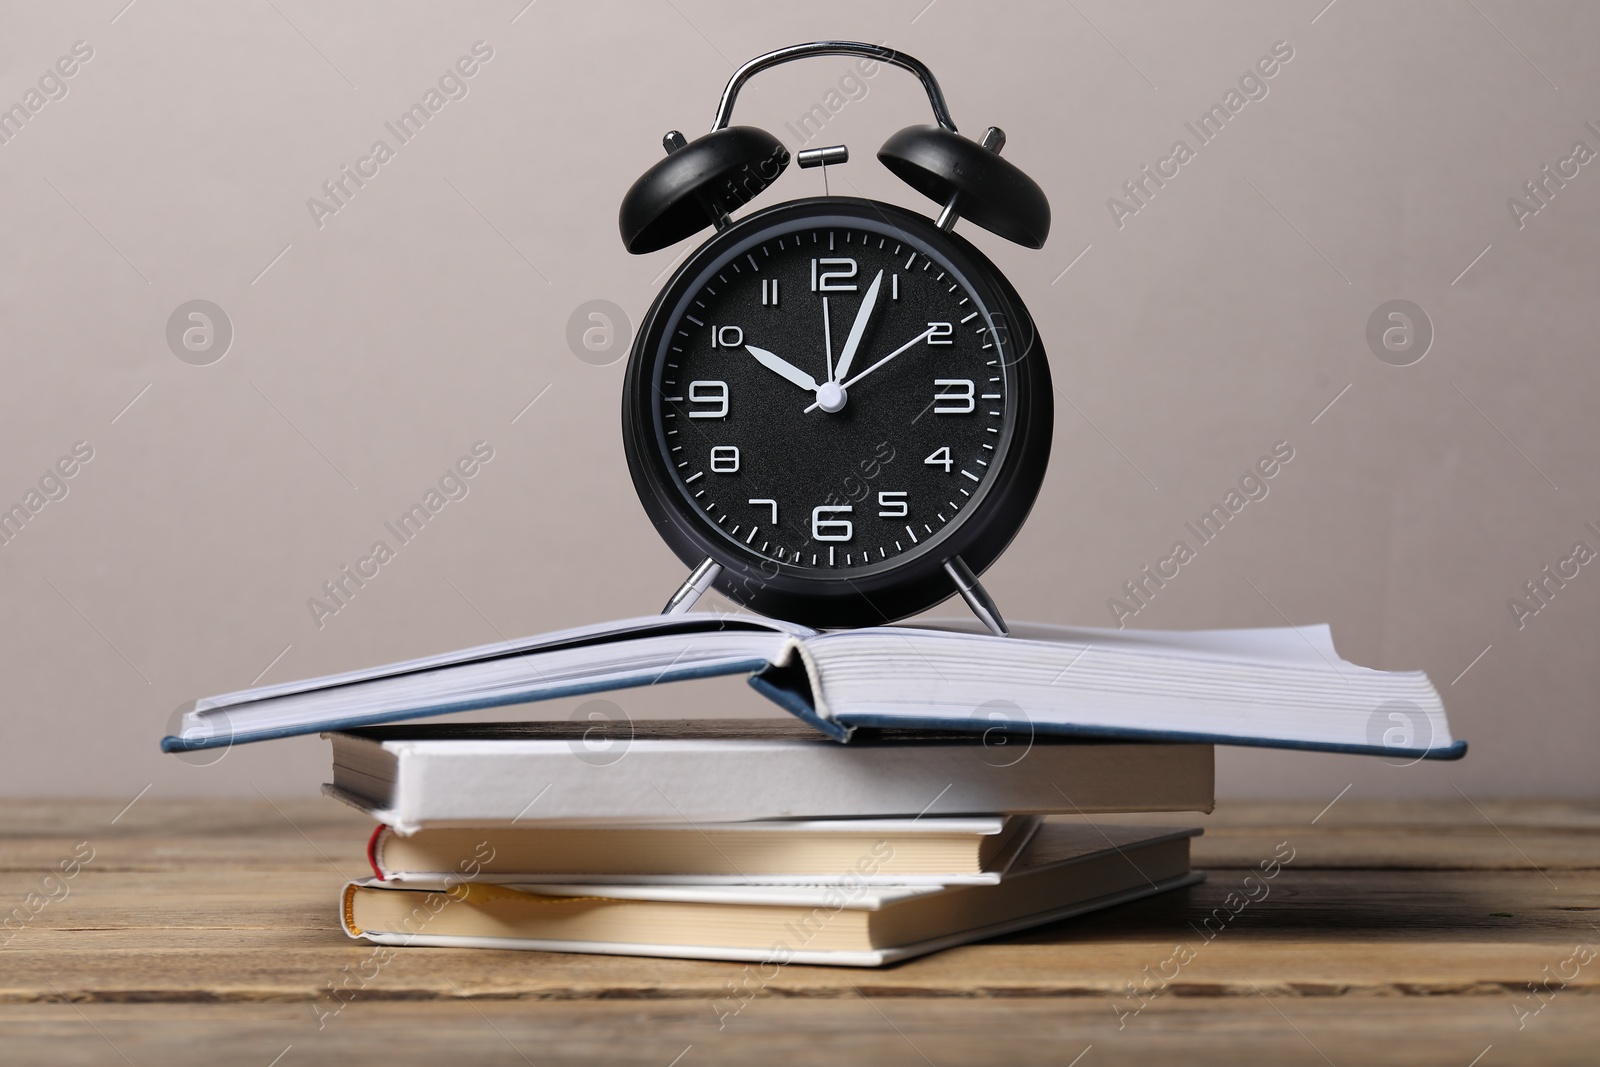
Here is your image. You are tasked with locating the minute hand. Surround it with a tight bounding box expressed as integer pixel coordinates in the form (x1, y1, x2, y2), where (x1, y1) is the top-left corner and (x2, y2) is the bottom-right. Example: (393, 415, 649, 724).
(804, 328, 935, 413)
(831, 269, 883, 383)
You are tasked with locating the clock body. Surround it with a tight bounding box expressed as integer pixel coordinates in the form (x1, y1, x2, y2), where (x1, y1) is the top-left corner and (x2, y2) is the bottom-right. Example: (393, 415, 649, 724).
(622, 197, 1051, 628)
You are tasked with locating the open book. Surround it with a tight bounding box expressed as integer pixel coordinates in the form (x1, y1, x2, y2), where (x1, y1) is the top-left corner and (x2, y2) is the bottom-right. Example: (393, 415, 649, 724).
(162, 613, 1461, 759)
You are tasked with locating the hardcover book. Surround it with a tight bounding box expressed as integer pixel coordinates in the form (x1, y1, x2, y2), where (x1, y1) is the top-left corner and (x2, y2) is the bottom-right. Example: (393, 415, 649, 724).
(339, 822, 1203, 967)
(366, 814, 1041, 886)
(324, 720, 1214, 831)
(164, 613, 1462, 759)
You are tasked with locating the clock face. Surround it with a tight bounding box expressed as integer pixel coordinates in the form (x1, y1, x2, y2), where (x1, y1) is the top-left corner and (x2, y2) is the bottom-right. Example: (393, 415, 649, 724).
(625, 198, 1051, 627)
(650, 214, 1011, 572)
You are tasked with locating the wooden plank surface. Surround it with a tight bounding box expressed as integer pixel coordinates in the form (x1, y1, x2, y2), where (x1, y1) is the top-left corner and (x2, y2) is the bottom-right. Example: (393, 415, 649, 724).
(1, 798, 1596, 1065)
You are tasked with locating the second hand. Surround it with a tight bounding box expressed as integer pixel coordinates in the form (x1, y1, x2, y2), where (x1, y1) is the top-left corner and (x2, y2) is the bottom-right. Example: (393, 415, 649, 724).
(804, 327, 935, 414)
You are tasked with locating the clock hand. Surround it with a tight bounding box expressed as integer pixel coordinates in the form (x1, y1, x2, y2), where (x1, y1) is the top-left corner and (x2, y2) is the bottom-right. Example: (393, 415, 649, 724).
(803, 327, 935, 413)
(831, 269, 883, 384)
(822, 296, 834, 382)
(839, 326, 936, 390)
(744, 344, 822, 392)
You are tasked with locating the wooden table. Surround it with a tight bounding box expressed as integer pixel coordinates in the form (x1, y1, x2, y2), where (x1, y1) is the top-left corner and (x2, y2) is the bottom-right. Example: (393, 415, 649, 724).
(2, 798, 1595, 1065)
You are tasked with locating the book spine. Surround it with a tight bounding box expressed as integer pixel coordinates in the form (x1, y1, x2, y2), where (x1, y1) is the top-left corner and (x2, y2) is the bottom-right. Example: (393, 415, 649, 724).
(366, 825, 388, 880)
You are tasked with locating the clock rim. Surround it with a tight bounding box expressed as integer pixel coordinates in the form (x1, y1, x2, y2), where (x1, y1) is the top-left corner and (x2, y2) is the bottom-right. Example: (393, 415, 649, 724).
(622, 196, 1052, 628)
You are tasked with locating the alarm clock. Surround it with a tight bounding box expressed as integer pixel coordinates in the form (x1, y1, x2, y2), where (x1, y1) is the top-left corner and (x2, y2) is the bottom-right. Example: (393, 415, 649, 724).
(618, 41, 1052, 633)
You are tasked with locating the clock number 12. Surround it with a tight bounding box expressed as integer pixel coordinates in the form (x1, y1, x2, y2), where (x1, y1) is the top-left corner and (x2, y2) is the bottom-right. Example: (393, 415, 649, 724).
(811, 258, 858, 292)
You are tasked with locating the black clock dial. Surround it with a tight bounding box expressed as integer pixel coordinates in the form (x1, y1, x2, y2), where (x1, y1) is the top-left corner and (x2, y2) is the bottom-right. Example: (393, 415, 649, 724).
(658, 220, 1007, 570)
(624, 198, 1051, 627)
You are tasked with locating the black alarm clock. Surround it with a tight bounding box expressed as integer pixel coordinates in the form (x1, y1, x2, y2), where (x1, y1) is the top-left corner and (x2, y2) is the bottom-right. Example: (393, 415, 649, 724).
(618, 42, 1052, 633)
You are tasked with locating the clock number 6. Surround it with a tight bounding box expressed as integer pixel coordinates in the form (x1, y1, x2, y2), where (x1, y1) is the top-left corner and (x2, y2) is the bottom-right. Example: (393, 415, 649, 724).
(811, 505, 853, 541)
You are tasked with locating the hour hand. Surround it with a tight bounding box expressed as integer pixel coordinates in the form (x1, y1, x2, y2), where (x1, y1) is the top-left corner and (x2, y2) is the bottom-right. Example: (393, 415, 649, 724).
(744, 344, 821, 392)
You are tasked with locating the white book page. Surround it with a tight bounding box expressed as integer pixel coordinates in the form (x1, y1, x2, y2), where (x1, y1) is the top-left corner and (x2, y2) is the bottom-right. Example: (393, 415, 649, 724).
(359, 877, 934, 910)
(893, 618, 1346, 668)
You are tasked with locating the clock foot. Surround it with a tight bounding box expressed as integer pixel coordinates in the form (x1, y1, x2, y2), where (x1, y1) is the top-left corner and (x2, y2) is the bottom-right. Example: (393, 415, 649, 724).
(945, 556, 1009, 638)
(662, 557, 722, 615)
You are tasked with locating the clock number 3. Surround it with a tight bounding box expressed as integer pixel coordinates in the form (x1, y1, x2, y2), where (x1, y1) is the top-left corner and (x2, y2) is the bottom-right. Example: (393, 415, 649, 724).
(933, 379, 975, 414)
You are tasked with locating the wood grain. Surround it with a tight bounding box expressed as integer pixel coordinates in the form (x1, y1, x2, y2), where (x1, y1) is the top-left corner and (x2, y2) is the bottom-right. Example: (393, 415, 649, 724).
(1, 798, 1596, 1065)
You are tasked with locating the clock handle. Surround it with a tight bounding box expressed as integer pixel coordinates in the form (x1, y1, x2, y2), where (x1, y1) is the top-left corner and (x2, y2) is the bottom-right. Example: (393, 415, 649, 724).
(662, 557, 722, 615)
(945, 556, 1010, 638)
(711, 41, 957, 134)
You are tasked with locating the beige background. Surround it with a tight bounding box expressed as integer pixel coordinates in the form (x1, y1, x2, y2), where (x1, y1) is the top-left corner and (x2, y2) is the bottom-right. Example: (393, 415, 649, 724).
(1, 0, 1595, 801)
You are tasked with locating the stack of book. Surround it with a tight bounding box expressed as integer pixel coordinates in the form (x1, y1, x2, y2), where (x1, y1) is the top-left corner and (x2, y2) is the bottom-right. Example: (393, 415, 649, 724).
(164, 613, 1460, 966)
(330, 721, 1213, 965)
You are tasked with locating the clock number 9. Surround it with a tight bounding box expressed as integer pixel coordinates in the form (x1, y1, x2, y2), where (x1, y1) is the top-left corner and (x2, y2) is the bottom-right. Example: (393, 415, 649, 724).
(688, 380, 728, 418)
